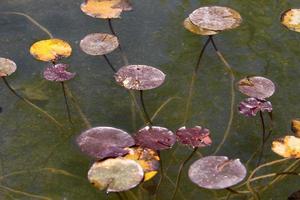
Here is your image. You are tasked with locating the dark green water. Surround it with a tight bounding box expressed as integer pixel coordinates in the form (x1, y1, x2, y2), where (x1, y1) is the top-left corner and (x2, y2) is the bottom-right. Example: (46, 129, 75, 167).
(0, 0, 300, 199)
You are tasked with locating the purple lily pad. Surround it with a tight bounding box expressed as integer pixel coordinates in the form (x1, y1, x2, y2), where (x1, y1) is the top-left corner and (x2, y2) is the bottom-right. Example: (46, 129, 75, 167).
(238, 76, 275, 99)
(176, 126, 212, 148)
(134, 126, 176, 150)
(76, 127, 135, 160)
(188, 156, 247, 189)
(114, 65, 166, 90)
(238, 98, 272, 117)
(43, 63, 76, 82)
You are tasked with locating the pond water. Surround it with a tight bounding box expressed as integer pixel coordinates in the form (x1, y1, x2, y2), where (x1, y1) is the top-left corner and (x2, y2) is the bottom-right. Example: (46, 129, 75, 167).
(0, 0, 300, 199)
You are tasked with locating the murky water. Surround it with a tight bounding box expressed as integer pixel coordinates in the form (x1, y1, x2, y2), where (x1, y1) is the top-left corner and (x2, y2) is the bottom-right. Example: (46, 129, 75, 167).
(1, 0, 300, 199)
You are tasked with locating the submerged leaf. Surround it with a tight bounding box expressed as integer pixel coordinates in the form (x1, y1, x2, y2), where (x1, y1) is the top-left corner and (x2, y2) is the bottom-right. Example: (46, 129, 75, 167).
(134, 126, 176, 150)
(76, 127, 135, 160)
(238, 98, 272, 117)
(188, 156, 247, 189)
(115, 65, 166, 90)
(0, 57, 17, 77)
(281, 9, 300, 32)
(176, 126, 212, 148)
(272, 136, 300, 158)
(291, 119, 300, 138)
(183, 17, 218, 35)
(88, 158, 144, 192)
(30, 39, 72, 62)
(80, 33, 119, 56)
(43, 64, 76, 82)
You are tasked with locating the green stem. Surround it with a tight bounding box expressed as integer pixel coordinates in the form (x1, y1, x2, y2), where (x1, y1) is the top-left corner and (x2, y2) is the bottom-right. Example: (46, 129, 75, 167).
(61, 82, 72, 124)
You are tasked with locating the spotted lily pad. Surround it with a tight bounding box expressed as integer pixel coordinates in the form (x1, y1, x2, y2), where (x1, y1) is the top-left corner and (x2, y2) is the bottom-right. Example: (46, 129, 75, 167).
(80, 33, 119, 56)
(189, 6, 242, 32)
(281, 9, 300, 32)
(43, 64, 76, 82)
(76, 127, 135, 160)
(0, 57, 17, 77)
(30, 39, 72, 62)
(238, 76, 275, 99)
(176, 126, 212, 148)
(272, 136, 300, 158)
(134, 126, 176, 150)
(238, 98, 272, 117)
(125, 147, 160, 181)
(292, 119, 300, 137)
(88, 158, 144, 192)
(183, 17, 219, 35)
(115, 65, 166, 90)
(188, 156, 247, 189)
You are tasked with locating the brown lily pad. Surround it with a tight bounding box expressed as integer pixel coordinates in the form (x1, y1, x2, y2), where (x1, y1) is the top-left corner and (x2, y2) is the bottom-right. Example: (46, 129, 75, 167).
(115, 65, 166, 90)
(183, 17, 219, 35)
(292, 119, 300, 138)
(272, 136, 300, 158)
(176, 126, 212, 148)
(188, 156, 247, 189)
(80, 33, 119, 56)
(288, 190, 300, 200)
(76, 127, 135, 160)
(281, 9, 300, 32)
(0, 58, 17, 77)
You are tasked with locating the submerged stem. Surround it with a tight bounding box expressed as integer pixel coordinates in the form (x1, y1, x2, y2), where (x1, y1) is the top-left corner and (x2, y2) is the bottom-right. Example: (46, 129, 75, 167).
(154, 152, 164, 200)
(139, 90, 153, 126)
(103, 54, 117, 72)
(256, 111, 266, 166)
(61, 82, 72, 124)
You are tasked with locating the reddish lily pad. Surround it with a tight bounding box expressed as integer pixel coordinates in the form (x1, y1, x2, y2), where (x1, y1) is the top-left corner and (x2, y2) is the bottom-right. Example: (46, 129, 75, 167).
(176, 126, 212, 148)
(238, 76, 275, 99)
(76, 127, 135, 160)
(43, 63, 76, 82)
(114, 65, 166, 90)
(188, 156, 247, 189)
(0, 58, 17, 77)
(80, 33, 119, 56)
(134, 126, 176, 150)
(238, 98, 272, 117)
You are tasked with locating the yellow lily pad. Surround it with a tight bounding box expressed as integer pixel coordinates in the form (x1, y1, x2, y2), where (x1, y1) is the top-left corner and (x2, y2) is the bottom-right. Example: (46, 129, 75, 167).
(292, 119, 300, 137)
(281, 9, 300, 32)
(272, 136, 300, 158)
(30, 39, 72, 62)
(0, 58, 17, 77)
(183, 17, 218, 35)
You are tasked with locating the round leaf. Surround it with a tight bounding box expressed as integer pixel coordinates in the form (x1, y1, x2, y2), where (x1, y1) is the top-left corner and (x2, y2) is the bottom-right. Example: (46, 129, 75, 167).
(238, 98, 272, 117)
(0, 57, 17, 77)
(272, 136, 300, 158)
(183, 17, 219, 35)
(43, 63, 76, 82)
(281, 9, 300, 32)
(176, 126, 212, 148)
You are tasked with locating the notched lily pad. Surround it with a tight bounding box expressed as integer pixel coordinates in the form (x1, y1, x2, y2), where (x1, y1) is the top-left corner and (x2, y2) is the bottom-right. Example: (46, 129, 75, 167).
(30, 39, 72, 62)
(281, 9, 300, 32)
(0, 57, 17, 77)
(272, 136, 300, 158)
(80, 33, 119, 56)
(76, 127, 135, 160)
(183, 17, 219, 35)
(176, 126, 212, 148)
(88, 158, 144, 192)
(189, 6, 242, 32)
(238, 98, 272, 117)
(188, 156, 247, 189)
(134, 126, 176, 150)
(238, 76, 275, 99)
(125, 147, 160, 181)
(43, 63, 76, 82)
(291, 119, 300, 138)
(115, 65, 166, 90)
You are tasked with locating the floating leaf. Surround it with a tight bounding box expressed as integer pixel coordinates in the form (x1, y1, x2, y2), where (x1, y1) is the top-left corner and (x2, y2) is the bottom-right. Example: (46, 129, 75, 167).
(134, 126, 176, 150)
(238, 76, 275, 99)
(281, 9, 300, 32)
(238, 98, 272, 117)
(189, 6, 242, 32)
(188, 156, 247, 189)
(76, 127, 135, 160)
(0, 57, 17, 77)
(30, 39, 72, 62)
(288, 189, 300, 200)
(183, 17, 219, 35)
(176, 126, 212, 148)
(43, 64, 76, 82)
(80, 33, 119, 56)
(272, 136, 300, 158)
(291, 119, 300, 138)
(88, 158, 144, 192)
(125, 147, 160, 181)
(115, 65, 166, 90)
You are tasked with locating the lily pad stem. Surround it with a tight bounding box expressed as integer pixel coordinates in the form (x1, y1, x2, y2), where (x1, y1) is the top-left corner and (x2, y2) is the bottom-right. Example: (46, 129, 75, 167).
(61, 82, 72, 124)
(103, 54, 117, 72)
(139, 90, 153, 126)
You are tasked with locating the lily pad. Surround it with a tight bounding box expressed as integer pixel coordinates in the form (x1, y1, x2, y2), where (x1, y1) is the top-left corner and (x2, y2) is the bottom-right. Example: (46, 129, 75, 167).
(281, 9, 300, 32)
(30, 39, 72, 62)
(183, 17, 219, 36)
(288, 189, 300, 200)
(134, 126, 176, 150)
(0, 57, 17, 77)
(43, 63, 76, 82)
(125, 147, 160, 181)
(176, 126, 212, 148)
(272, 136, 300, 158)
(189, 6, 242, 32)
(115, 65, 166, 90)
(238, 76, 275, 99)
(88, 158, 144, 192)
(76, 127, 135, 160)
(238, 98, 272, 117)
(188, 156, 247, 189)
(80, 33, 119, 56)
(291, 119, 300, 138)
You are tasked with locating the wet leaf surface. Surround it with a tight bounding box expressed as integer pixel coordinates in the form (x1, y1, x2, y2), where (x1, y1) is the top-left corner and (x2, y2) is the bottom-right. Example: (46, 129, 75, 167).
(272, 136, 300, 158)
(176, 126, 212, 148)
(238, 98, 272, 117)
(43, 63, 76, 82)
(281, 9, 300, 32)
(0, 57, 16, 77)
